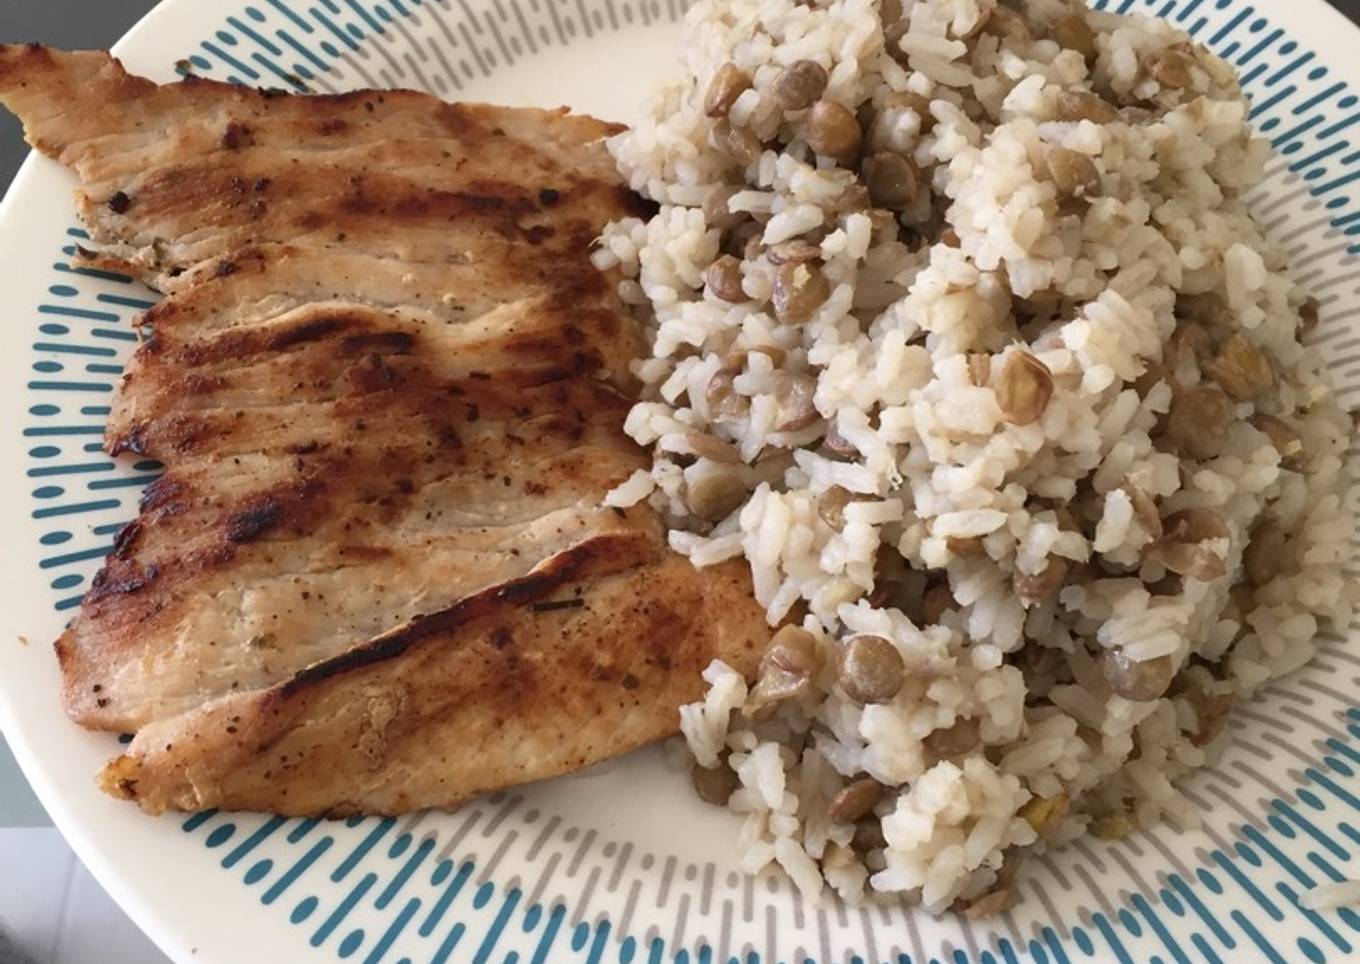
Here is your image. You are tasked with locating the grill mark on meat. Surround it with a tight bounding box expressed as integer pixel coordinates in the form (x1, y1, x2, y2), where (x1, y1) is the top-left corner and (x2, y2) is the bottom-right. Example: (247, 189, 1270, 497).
(275, 531, 653, 698)
(177, 315, 349, 365)
(83, 562, 161, 605)
(107, 375, 634, 465)
(224, 500, 286, 544)
(220, 121, 254, 150)
(339, 331, 415, 355)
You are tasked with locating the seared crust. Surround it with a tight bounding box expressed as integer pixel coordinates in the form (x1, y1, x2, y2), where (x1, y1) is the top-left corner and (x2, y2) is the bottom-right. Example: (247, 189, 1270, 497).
(100, 540, 766, 816)
(0, 44, 768, 813)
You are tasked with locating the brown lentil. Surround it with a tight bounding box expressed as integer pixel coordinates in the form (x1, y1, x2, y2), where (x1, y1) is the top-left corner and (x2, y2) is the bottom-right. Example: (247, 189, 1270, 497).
(996, 351, 1055, 425)
(863, 152, 917, 208)
(1101, 649, 1175, 701)
(1052, 14, 1098, 63)
(962, 887, 1015, 919)
(838, 634, 906, 704)
(1204, 333, 1275, 401)
(705, 255, 746, 302)
(1043, 144, 1100, 198)
(764, 624, 820, 677)
(772, 261, 831, 324)
(851, 818, 887, 852)
(772, 60, 829, 111)
(686, 431, 742, 464)
(705, 367, 750, 420)
(1145, 47, 1193, 89)
(1147, 539, 1226, 580)
(766, 239, 822, 265)
(1162, 507, 1230, 544)
(685, 469, 748, 521)
(1171, 321, 1213, 367)
(1299, 296, 1320, 336)
(1187, 686, 1234, 746)
(827, 777, 884, 824)
(1243, 519, 1285, 586)
(1053, 89, 1119, 123)
(704, 62, 751, 117)
(803, 99, 862, 160)
(947, 535, 986, 557)
(691, 762, 740, 805)
(984, 4, 1031, 43)
(772, 371, 819, 431)
(818, 484, 858, 529)
(1014, 557, 1068, 605)
(923, 716, 981, 757)
(1176, 291, 1230, 327)
(747, 625, 819, 716)
(1252, 414, 1305, 470)
(921, 584, 955, 624)
(823, 424, 859, 459)
(702, 184, 744, 229)
(1166, 385, 1233, 460)
(712, 120, 761, 165)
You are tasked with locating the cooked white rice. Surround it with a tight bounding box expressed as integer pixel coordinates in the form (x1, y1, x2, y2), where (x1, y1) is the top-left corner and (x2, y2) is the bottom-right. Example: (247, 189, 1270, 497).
(600, 0, 1356, 914)
(1302, 880, 1360, 911)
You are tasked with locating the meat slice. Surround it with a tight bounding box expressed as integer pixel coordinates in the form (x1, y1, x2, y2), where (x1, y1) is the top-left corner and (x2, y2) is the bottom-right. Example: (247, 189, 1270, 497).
(0, 47, 640, 284)
(101, 531, 767, 816)
(0, 45, 769, 813)
(59, 290, 652, 731)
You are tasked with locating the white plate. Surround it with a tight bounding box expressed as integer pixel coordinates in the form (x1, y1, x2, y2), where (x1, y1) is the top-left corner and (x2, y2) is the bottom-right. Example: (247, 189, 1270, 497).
(3, 0, 1360, 961)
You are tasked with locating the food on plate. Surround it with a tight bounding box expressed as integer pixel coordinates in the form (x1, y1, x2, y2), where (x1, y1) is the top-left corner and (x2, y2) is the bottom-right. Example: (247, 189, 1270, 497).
(0, 45, 770, 815)
(600, 0, 1355, 913)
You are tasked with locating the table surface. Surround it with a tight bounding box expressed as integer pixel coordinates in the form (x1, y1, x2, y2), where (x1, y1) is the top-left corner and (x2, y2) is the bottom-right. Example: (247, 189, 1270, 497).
(2, 0, 1360, 959)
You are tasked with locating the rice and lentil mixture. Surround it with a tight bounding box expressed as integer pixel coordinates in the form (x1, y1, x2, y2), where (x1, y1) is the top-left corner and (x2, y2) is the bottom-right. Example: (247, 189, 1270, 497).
(594, 0, 1357, 914)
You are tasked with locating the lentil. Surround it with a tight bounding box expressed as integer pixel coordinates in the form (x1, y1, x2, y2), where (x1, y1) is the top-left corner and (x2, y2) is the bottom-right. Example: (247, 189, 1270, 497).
(772, 371, 819, 431)
(691, 762, 740, 805)
(686, 469, 748, 521)
(1052, 14, 1098, 63)
(704, 62, 751, 117)
(1252, 414, 1305, 470)
(1166, 385, 1233, 460)
(827, 777, 884, 823)
(1101, 649, 1174, 701)
(863, 152, 917, 208)
(838, 634, 906, 703)
(803, 99, 861, 160)
(1204, 333, 1274, 401)
(705, 367, 750, 420)
(772, 261, 831, 324)
(923, 716, 981, 757)
(996, 351, 1054, 425)
(772, 60, 828, 111)
(1053, 89, 1119, 123)
(1043, 145, 1100, 198)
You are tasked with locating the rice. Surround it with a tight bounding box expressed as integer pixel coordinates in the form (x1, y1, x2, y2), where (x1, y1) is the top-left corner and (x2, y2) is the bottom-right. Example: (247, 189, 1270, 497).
(1302, 881, 1360, 911)
(604, 0, 1356, 915)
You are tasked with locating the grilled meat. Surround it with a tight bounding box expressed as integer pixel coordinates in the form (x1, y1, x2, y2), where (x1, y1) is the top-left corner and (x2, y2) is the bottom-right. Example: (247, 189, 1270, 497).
(101, 531, 764, 815)
(0, 45, 768, 813)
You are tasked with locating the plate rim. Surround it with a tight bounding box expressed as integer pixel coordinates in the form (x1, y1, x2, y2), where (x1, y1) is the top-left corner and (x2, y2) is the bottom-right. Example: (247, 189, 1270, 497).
(1, 0, 1360, 962)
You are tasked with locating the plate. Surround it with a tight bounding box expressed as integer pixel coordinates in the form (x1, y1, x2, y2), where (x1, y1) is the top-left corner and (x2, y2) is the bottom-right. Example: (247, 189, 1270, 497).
(2, 0, 1360, 961)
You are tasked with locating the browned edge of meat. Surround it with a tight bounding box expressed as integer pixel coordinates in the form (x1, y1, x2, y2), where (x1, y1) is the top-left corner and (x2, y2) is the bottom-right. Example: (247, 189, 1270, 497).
(99, 532, 767, 815)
